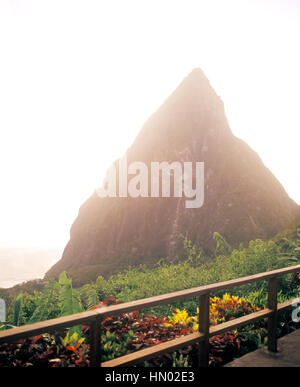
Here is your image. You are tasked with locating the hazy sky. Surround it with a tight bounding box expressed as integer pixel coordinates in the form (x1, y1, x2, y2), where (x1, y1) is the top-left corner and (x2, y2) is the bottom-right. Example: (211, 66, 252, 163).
(0, 0, 299, 249)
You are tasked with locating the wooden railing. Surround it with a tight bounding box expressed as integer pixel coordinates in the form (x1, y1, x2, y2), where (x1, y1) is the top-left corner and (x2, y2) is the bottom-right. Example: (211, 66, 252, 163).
(1, 264, 300, 367)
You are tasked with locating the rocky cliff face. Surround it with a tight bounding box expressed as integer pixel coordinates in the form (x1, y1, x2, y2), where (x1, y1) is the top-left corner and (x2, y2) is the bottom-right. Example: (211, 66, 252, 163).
(46, 68, 298, 285)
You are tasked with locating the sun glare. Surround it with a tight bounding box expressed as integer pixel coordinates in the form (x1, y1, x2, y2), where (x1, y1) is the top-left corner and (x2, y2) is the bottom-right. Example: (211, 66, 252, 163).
(0, 0, 299, 249)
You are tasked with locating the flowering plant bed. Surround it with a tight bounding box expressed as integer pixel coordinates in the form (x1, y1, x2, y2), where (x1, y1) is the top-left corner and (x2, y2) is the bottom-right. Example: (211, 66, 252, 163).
(0, 295, 262, 367)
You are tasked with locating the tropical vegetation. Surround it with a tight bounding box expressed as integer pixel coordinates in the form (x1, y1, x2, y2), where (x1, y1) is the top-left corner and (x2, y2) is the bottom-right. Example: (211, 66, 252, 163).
(0, 222, 299, 367)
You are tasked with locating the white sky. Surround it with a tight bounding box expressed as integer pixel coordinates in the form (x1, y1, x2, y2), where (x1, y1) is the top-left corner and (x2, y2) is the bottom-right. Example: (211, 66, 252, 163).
(0, 0, 299, 249)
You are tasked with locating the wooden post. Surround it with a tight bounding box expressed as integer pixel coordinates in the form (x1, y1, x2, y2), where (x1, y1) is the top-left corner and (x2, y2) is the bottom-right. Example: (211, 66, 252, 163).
(198, 292, 210, 367)
(268, 277, 278, 352)
(89, 319, 101, 367)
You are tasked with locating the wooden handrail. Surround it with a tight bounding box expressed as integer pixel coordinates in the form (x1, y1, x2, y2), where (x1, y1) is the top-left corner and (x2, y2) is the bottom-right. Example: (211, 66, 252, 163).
(0, 264, 300, 367)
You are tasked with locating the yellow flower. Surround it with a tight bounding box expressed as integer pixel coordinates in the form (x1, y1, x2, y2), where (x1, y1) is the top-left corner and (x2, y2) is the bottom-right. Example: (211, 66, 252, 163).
(168, 308, 193, 327)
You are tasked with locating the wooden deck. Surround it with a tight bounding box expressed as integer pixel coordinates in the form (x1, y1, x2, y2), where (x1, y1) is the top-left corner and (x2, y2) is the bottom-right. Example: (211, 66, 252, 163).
(226, 329, 300, 367)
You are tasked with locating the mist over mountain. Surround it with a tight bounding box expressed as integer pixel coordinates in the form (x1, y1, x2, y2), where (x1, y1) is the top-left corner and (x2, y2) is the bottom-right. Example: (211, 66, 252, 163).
(0, 248, 61, 288)
(46, 68, 299, 286)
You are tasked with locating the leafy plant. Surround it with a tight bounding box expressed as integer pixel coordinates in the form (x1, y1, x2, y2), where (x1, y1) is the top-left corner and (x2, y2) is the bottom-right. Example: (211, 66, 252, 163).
(58, 272, 82, 335)
(60, 331, 85, 350)
(13, 293, 24, 327)
(213, 232, 232, 257)
(58, 272, 82, 316)
(165, 308, 193, 328)
(29, 281, 59, 323)
(166, 294, 260, 332)
(172, 352, 190, 367)
(101, 329, 135, 361)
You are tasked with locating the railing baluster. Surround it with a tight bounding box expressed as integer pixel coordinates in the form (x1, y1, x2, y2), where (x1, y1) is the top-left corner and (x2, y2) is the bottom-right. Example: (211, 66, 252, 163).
(267, 276, 278, 352)
(198, 292, 210, 367)
(89, 318, 102, 367)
